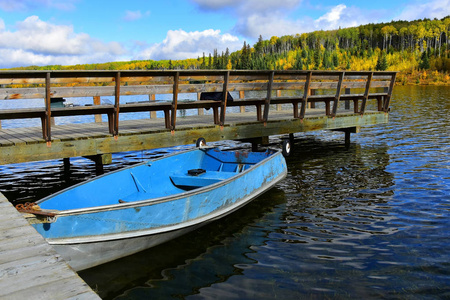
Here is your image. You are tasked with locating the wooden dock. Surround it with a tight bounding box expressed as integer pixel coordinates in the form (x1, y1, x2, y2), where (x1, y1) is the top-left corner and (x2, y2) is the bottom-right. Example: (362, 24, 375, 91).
(0, 70, 396, 166)
(0, 70, 396, 296)
(0, 192, 100, 299)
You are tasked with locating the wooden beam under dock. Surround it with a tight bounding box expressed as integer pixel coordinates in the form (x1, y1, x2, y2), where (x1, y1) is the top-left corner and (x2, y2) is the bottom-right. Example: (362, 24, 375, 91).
(0, 109, 388, 165)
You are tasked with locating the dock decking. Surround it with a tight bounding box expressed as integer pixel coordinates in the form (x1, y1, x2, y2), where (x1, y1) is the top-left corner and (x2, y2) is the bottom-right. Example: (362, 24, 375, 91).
(0, 108, 388, 165)
(0, 192, 100, 299)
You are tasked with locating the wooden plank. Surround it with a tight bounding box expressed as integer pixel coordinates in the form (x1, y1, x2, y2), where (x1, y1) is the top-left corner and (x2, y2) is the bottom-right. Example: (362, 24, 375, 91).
(3, 128, 42, 144)
(331, 72, 345, 117)
(0, 109, 389, 165)
(0, 130, 22, 146)
(383, 72, 397, 112)
(171, 72, 179, 130)
(220, 71, 229, 126)
(0, 192, 100, 299)
(44, 72, 51, 141)
(299, 71, 312, 119)
(113, 72, 121, 136)
(0, 129, 29, 145)
(263, 71, 274, 122)
(0, 81, 391, 100)
(359, 72, 373, 115)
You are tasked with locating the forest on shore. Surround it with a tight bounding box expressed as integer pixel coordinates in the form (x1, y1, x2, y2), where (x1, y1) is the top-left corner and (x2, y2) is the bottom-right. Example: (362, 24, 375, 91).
(10, 16, 450, 85)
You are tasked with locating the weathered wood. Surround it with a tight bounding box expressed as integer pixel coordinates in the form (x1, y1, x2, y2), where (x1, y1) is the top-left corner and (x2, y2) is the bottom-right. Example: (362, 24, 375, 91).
(171, 72, 179, 130)
(44, 72, 51, 141)
(0, 192, 100, 299)
(299, 71, 312, 119)
(0, 109, 389, 166)
(0, 81, 392, 100)
(220, 71, 230, 126)
(0, 81, 391, 100)
(263, 71, 274, 122)
(383, 72, 397, 112)
(93, 96, 102, 122)
(149, 94, 158, 118)
(331, 72, 345, 117)
(0, 70, 396, 165)
(113, 72, 121, 136)
(360, 72, 373, 115)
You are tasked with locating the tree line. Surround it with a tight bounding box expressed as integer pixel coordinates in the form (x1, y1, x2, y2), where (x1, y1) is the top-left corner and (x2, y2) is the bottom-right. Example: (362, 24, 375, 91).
(9, 16, 450, 83)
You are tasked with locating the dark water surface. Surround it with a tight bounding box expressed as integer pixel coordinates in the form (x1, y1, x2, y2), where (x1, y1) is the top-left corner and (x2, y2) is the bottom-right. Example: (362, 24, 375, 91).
(1, 86, 449, 299)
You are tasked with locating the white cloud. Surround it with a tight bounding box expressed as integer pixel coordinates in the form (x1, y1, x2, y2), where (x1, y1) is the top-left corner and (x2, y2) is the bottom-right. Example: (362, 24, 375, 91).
(137, 29, 241, 61)
(314, 5, 365, 31)
(123, 10, 150, 22)
(234, 12, 303, 38)
(231, 4, 370, 39)
(192, 0, 370, 39)
(397, 0, 450, 20)
(0, 16, 127, 68)
(316, 4, 346, 25)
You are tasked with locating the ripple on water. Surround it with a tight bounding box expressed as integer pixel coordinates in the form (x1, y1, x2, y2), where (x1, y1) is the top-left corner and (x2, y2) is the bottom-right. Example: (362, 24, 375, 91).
(1, 86, 450, 299)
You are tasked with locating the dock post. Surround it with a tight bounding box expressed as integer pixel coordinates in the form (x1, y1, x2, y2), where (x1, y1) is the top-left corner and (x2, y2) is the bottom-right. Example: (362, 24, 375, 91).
(332, 127, 359, 148)
(63, 157, 70, 174)
(244, 136, 269, 152)
(276, 90, 282, 111)
(345, 130, 351, 148)
(309, 89, 315, 108)
(149, 94, 157, 118)
(345, 88, 351, 110)
(83, 154, 112, 174)
(252, 142, 258, 152)
(289, 133, 295, 144)
(197, 92, 204, 116)
(93, 96, 102, 122)
(240, 91, 245, 113)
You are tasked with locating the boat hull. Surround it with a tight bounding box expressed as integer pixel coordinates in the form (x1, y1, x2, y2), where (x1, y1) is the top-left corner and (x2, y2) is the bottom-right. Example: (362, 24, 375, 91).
(28, 148, 287, 271)
(53, 223, 202, 271)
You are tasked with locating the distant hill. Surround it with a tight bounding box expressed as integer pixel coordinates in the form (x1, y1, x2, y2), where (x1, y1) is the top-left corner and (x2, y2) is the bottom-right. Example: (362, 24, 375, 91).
(9, 16, 450, 85)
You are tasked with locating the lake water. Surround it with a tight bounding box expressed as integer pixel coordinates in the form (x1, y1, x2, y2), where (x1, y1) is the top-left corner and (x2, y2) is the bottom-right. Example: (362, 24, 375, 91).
(0, 86, 449, 299)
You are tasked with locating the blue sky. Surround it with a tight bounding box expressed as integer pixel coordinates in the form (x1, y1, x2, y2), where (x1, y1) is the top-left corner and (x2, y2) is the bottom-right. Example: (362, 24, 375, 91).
(0, 0, 448, 68)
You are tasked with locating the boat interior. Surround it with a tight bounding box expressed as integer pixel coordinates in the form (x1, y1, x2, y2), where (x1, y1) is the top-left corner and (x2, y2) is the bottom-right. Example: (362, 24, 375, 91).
(37, 149, 274, 211)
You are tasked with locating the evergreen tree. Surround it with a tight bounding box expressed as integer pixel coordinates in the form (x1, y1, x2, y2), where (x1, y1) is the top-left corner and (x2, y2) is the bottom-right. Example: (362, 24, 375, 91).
(419, 51, 430, 69)
(213, 49, 219, 69)
(301, 48, 308, 58)
(201, 52, 206, 69)
(332, 52, 339, 68)
(306, 52, 312, 69)
(295, 54, 303, 70)
(375, 51, 388, 71)
(322, 50, 331, 69)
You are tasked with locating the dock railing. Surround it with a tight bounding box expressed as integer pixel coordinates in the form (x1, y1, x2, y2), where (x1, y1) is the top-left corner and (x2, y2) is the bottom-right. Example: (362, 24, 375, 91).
(0, 70, 396, 143)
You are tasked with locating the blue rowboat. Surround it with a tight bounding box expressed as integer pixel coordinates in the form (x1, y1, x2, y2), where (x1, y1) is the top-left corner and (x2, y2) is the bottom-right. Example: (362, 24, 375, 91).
(21, 147, 287, 271)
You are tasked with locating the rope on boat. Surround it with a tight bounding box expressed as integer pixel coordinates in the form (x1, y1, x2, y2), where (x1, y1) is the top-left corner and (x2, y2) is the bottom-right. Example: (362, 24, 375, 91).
(16, 202, 57, 218)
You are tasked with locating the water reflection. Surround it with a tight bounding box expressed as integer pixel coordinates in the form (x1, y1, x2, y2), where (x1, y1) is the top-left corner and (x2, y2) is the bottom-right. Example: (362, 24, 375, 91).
(79, 188, 286, 299)
(1, 86, 449, 299)
(78, 139, 399, 299)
